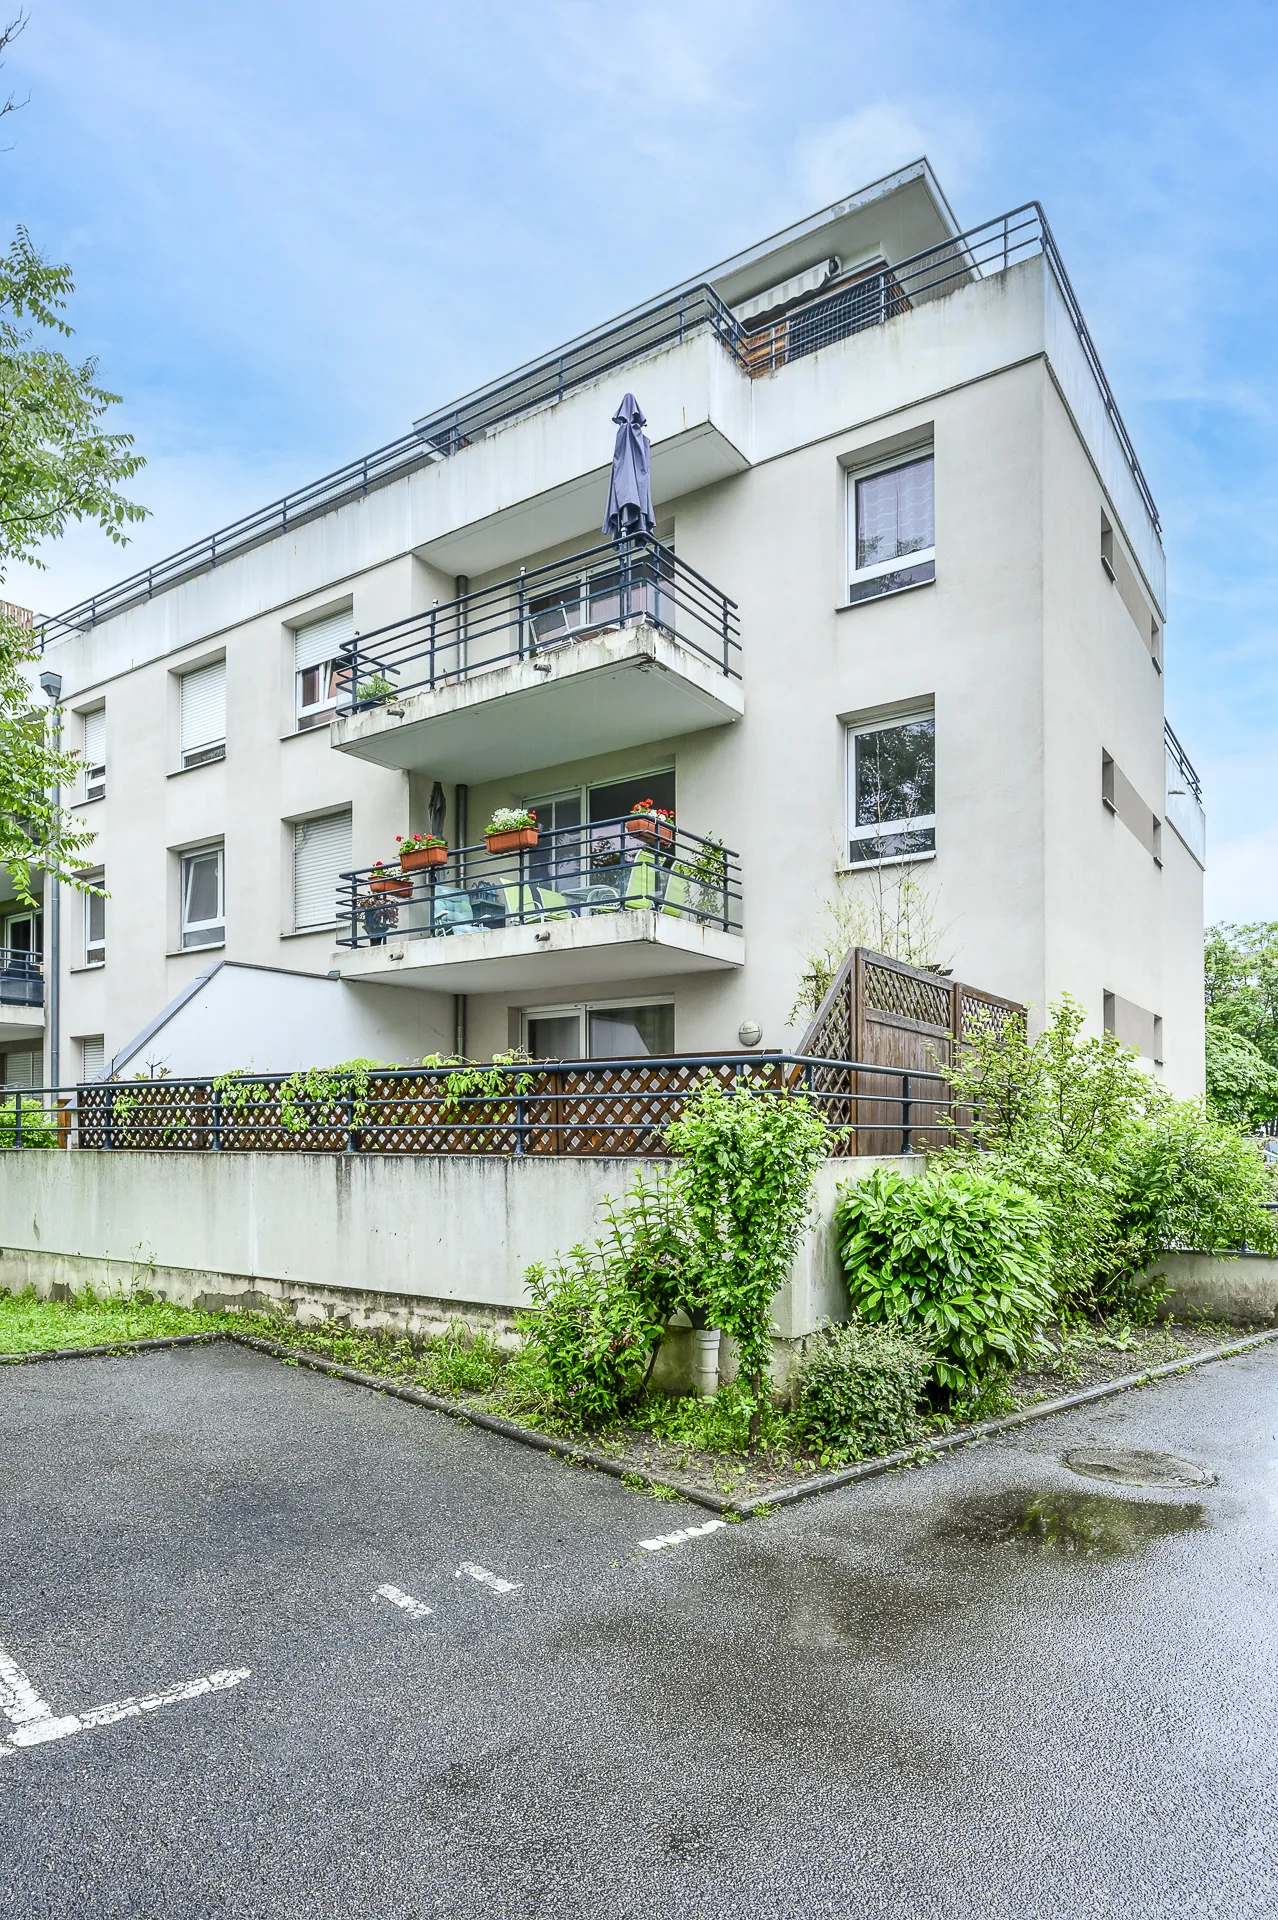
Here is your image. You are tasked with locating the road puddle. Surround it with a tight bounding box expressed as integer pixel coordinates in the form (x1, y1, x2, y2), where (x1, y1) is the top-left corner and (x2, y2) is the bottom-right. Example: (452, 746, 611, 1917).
(938, 1488, 1206, 1559)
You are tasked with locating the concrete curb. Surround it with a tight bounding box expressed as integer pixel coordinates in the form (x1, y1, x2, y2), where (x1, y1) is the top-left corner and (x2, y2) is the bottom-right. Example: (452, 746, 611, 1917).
(4, 1322, 1277, 1518)
(0, 1331, 225, 1366)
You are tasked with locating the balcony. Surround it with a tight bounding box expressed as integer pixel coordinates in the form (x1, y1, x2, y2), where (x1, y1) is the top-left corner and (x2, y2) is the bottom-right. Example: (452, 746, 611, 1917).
(331, 534, 742, 782)
(1164, 721, 1206, 867)
(0, 949, 44, 1036)
(335, 815, 743, 992)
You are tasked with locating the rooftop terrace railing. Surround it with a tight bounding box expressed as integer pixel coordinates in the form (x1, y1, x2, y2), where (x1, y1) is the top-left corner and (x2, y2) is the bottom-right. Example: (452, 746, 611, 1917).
(1, 1054, 953, 1158)
(0, 948, 43, 1010)
(336, 814, 742, 950)
(338, 533, 739, 709)
(37, 200, 1158, 644)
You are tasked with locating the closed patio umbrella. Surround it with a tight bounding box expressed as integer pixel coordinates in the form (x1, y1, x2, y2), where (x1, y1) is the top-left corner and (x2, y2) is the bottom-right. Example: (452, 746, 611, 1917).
(602, 393, 654, 540)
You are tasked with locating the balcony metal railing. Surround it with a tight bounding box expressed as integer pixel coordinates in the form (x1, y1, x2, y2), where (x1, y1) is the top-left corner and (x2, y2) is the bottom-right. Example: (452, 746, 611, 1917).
(36, 199, 1158, 645)
(1164, 720, 1203, 805)
(336, 815, 742, 950)
(0, 948, 43, 1009)
(338, 534, 739, 713)
(2, 1054, 953, 1158)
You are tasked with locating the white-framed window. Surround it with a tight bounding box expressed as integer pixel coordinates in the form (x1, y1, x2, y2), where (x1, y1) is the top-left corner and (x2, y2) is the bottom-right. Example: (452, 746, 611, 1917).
(294, 609, 355, 731)
(846, 709, 936, 865)
(82, 707, 106, 801)
(84, 878, 105, 965)
(847, 451, 935, 603)
(293, 810, 352, 931)
(180, 660, 227, 768)
(180, 845, 225, 949)
(78, 1036, 105, 1082)
(523, 999, 674, 1061)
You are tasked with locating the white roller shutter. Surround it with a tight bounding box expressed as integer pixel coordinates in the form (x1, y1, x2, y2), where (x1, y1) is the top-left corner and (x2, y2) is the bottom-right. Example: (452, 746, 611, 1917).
(294, 608, 355, 673)
(293, 811, 351, 930)
(180, 661, 226, 758)
(82, 708, 106, 766)
(4, 1049, 39, 1088)
(79, 1037, 105, 1082)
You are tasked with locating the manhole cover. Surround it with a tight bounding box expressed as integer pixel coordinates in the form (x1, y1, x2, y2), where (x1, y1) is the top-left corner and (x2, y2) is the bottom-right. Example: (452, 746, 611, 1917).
(1063, 1448, 1215, 1489)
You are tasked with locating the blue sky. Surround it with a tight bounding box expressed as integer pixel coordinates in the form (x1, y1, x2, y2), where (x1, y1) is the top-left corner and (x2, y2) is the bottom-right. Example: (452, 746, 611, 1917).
(4, 0, 1276, 922)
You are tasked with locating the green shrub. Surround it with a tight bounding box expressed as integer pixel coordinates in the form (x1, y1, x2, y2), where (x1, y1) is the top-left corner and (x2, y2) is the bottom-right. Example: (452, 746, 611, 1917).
(517, 1246, 665, 1428)
(791, 1317, 933, 1462)
(1113, 1101, 1278, 1275)
(1205, 1022, 1278, 1131)
(834, 1165, 1055, 1394)
(664, 1078, 829, 1415)
(0, 1096, 58, 1149)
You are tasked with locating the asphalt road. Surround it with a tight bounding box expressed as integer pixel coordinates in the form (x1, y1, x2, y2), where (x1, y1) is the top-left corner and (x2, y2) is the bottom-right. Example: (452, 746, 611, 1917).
(2, 1339, 1276, 1919)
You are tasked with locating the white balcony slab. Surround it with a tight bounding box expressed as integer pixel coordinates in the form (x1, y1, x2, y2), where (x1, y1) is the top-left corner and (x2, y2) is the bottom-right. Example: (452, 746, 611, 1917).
(331, 620, 743, 782)
(336, 908, 743, 995)
(0, 1002, 44, 1038)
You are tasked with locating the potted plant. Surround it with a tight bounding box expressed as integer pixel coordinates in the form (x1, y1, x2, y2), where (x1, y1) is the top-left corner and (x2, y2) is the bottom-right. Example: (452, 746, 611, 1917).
(397, 832, 449, 870)
(626, 798, 675, 851)
(368, 861, 412, 898)
(484, 807, 538, 854)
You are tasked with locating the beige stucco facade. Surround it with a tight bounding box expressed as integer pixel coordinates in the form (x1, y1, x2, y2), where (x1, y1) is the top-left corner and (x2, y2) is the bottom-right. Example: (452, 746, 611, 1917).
(13, 163, 1205, 1092)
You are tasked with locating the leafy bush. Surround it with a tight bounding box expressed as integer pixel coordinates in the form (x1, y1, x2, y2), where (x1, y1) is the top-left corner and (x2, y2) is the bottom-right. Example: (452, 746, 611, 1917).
(631, 1379, 793, 1455)
(1205, 1022, 1278, 1131)
(834, 1165, 1055, 1393)
(945, 996, 1278, 1308)
(517, 1245, 665, 1427)
(0, 1096, 58, 1149)
(664, 1078, 829, 1418)
(790, 1317, 933, 1462)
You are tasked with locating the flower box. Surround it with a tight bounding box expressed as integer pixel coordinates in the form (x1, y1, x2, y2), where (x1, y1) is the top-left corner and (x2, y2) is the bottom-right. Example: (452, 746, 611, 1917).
(369, 875, 413, 897)
(626, 813, 675, 851)
(400, 844, 449, 870)
(485, 827, 539, 854)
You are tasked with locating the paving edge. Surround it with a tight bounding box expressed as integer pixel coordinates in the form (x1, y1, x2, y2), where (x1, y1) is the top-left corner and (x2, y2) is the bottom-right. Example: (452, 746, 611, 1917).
(4, 1323, 1277, 1518)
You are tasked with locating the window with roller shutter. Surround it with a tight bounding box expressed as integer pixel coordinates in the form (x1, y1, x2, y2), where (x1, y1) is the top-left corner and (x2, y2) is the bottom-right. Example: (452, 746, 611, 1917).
(293, 811, 351, 931)
(82, 707, 106, 801)
(294, 609, 354, 731)
(179, 661, 226, 768)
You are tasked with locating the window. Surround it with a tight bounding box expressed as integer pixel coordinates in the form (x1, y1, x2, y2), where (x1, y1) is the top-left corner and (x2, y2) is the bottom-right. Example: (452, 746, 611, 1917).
(180, 660, 226, 767)
(3, 908, 41, 959)
(294, 609, 355, 731)
(180, 846, 225, 949)
(847, 452, 935, 603)
(84, 881, 105, 964)
(524, 1000, 674, 1061)
(846, 711, 936, 864)
(78, 1036, 105, 1082)
(82, 708, 106, 801)
(3, 1049, 40, 1089)
(293, 811, 352, 930)
(524, 771, 676, 886)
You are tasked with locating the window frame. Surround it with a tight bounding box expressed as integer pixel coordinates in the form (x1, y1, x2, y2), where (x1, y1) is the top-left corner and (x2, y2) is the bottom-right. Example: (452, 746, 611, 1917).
(179, 844, 225, 950)
(846, 448, 936, 605)
(292, 809, 353, 932)
(81, 707, 106, 802)
(522, 996, 675, 1061)
(83, 877, 106, 966)
(178, 659, 227, 769)
(845, 708, 937, 868)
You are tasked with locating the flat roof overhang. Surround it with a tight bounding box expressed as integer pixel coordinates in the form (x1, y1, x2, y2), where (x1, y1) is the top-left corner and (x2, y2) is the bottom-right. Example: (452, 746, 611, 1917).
(336, 909, 743, 995)
(330, 622, 743, 782)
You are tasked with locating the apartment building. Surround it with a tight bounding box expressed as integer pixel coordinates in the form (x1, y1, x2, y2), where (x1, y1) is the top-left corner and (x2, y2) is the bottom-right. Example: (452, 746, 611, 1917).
(10, 160, 1207, 1093)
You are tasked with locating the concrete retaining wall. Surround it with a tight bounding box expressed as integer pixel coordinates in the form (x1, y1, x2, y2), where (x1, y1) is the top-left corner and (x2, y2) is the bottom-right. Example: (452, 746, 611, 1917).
(1148, 1251, 1278, 1327)
(0, 1150, 914, 1381)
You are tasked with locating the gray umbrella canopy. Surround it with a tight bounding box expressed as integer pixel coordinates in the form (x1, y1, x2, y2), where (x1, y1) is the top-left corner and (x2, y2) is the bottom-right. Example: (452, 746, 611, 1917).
(602, 393, 654, 540)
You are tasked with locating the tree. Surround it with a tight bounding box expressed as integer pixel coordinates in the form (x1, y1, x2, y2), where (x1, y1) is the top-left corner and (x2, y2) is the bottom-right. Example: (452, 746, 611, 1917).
(0, 222, 147, 900)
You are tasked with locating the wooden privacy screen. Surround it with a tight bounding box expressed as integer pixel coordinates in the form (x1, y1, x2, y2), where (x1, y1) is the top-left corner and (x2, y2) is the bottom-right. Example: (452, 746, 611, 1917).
(797, 948, 1025, 1156)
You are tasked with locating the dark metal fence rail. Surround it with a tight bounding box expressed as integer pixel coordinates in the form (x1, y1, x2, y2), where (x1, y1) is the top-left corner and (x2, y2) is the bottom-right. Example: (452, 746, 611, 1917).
(0, 1055, 952, 1158)
(0, 948, 43, 1009)
(1164, 719, 1203, 805)
(336, 816, 742, 949)
(38, 200, 1157, 644)
(340, 534, 740, 708)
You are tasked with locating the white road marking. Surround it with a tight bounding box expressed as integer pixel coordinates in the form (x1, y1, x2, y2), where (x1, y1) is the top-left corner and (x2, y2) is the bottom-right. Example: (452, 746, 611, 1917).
(376, 1583, 434, 1620)
(455, 1562, 522, 1594)
(0, 1642, 249, 1758)
(639, 1519, 728, 1553)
